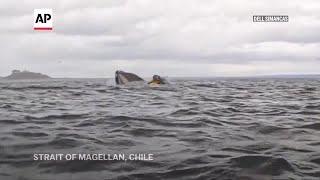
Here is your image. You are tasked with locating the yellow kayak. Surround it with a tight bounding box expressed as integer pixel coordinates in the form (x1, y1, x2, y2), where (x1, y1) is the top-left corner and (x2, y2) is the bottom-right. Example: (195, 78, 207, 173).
(149, 82, 160, 87)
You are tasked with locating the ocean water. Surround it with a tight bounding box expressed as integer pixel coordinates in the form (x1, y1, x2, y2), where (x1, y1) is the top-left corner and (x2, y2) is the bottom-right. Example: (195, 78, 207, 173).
(0, 78, 320, 180)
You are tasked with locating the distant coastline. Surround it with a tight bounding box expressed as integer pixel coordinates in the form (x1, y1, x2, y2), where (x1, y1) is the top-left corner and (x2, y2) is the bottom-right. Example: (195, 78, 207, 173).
(169, 74, 320, 80)
(4, 70, 51, 80)
(0, 70, 319, 80)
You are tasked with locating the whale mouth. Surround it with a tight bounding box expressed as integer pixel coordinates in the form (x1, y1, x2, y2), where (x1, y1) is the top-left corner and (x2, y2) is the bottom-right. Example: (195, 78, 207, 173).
(115, 71, 144, 85)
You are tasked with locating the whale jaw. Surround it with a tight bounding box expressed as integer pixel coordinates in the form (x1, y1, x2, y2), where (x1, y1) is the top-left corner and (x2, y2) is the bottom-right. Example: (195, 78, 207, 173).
(115, 71, 144, 85)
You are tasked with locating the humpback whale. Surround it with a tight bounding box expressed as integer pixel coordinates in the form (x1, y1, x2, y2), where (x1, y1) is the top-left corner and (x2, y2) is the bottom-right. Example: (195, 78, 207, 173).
(115, 70, 144, 85)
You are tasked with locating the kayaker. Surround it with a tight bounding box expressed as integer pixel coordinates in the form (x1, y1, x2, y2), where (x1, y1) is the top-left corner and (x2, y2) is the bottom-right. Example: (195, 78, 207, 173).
(148, 75, 166, 85)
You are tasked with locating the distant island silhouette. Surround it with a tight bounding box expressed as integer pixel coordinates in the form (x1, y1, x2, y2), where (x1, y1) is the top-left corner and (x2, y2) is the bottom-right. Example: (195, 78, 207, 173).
(4, 70, 51, 80)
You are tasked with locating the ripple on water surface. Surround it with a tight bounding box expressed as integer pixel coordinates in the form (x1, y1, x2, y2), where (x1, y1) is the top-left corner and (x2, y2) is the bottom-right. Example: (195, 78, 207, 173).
(0, 78, 319, 180)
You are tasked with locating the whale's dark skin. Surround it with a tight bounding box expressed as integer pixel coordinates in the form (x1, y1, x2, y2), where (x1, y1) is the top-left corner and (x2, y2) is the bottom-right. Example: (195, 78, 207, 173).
(115, 70, 144, 85)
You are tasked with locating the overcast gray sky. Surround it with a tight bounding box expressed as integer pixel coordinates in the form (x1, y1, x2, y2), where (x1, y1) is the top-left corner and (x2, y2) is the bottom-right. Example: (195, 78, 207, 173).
(0, 0, 319, 78)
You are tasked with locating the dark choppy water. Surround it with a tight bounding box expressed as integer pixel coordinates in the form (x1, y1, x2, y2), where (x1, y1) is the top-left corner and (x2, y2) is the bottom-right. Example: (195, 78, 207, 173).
(0, 78, 320, 180)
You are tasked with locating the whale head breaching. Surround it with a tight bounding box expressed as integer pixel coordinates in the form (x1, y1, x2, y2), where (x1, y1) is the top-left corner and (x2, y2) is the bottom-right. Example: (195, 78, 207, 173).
(115, 70, 144, 85)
